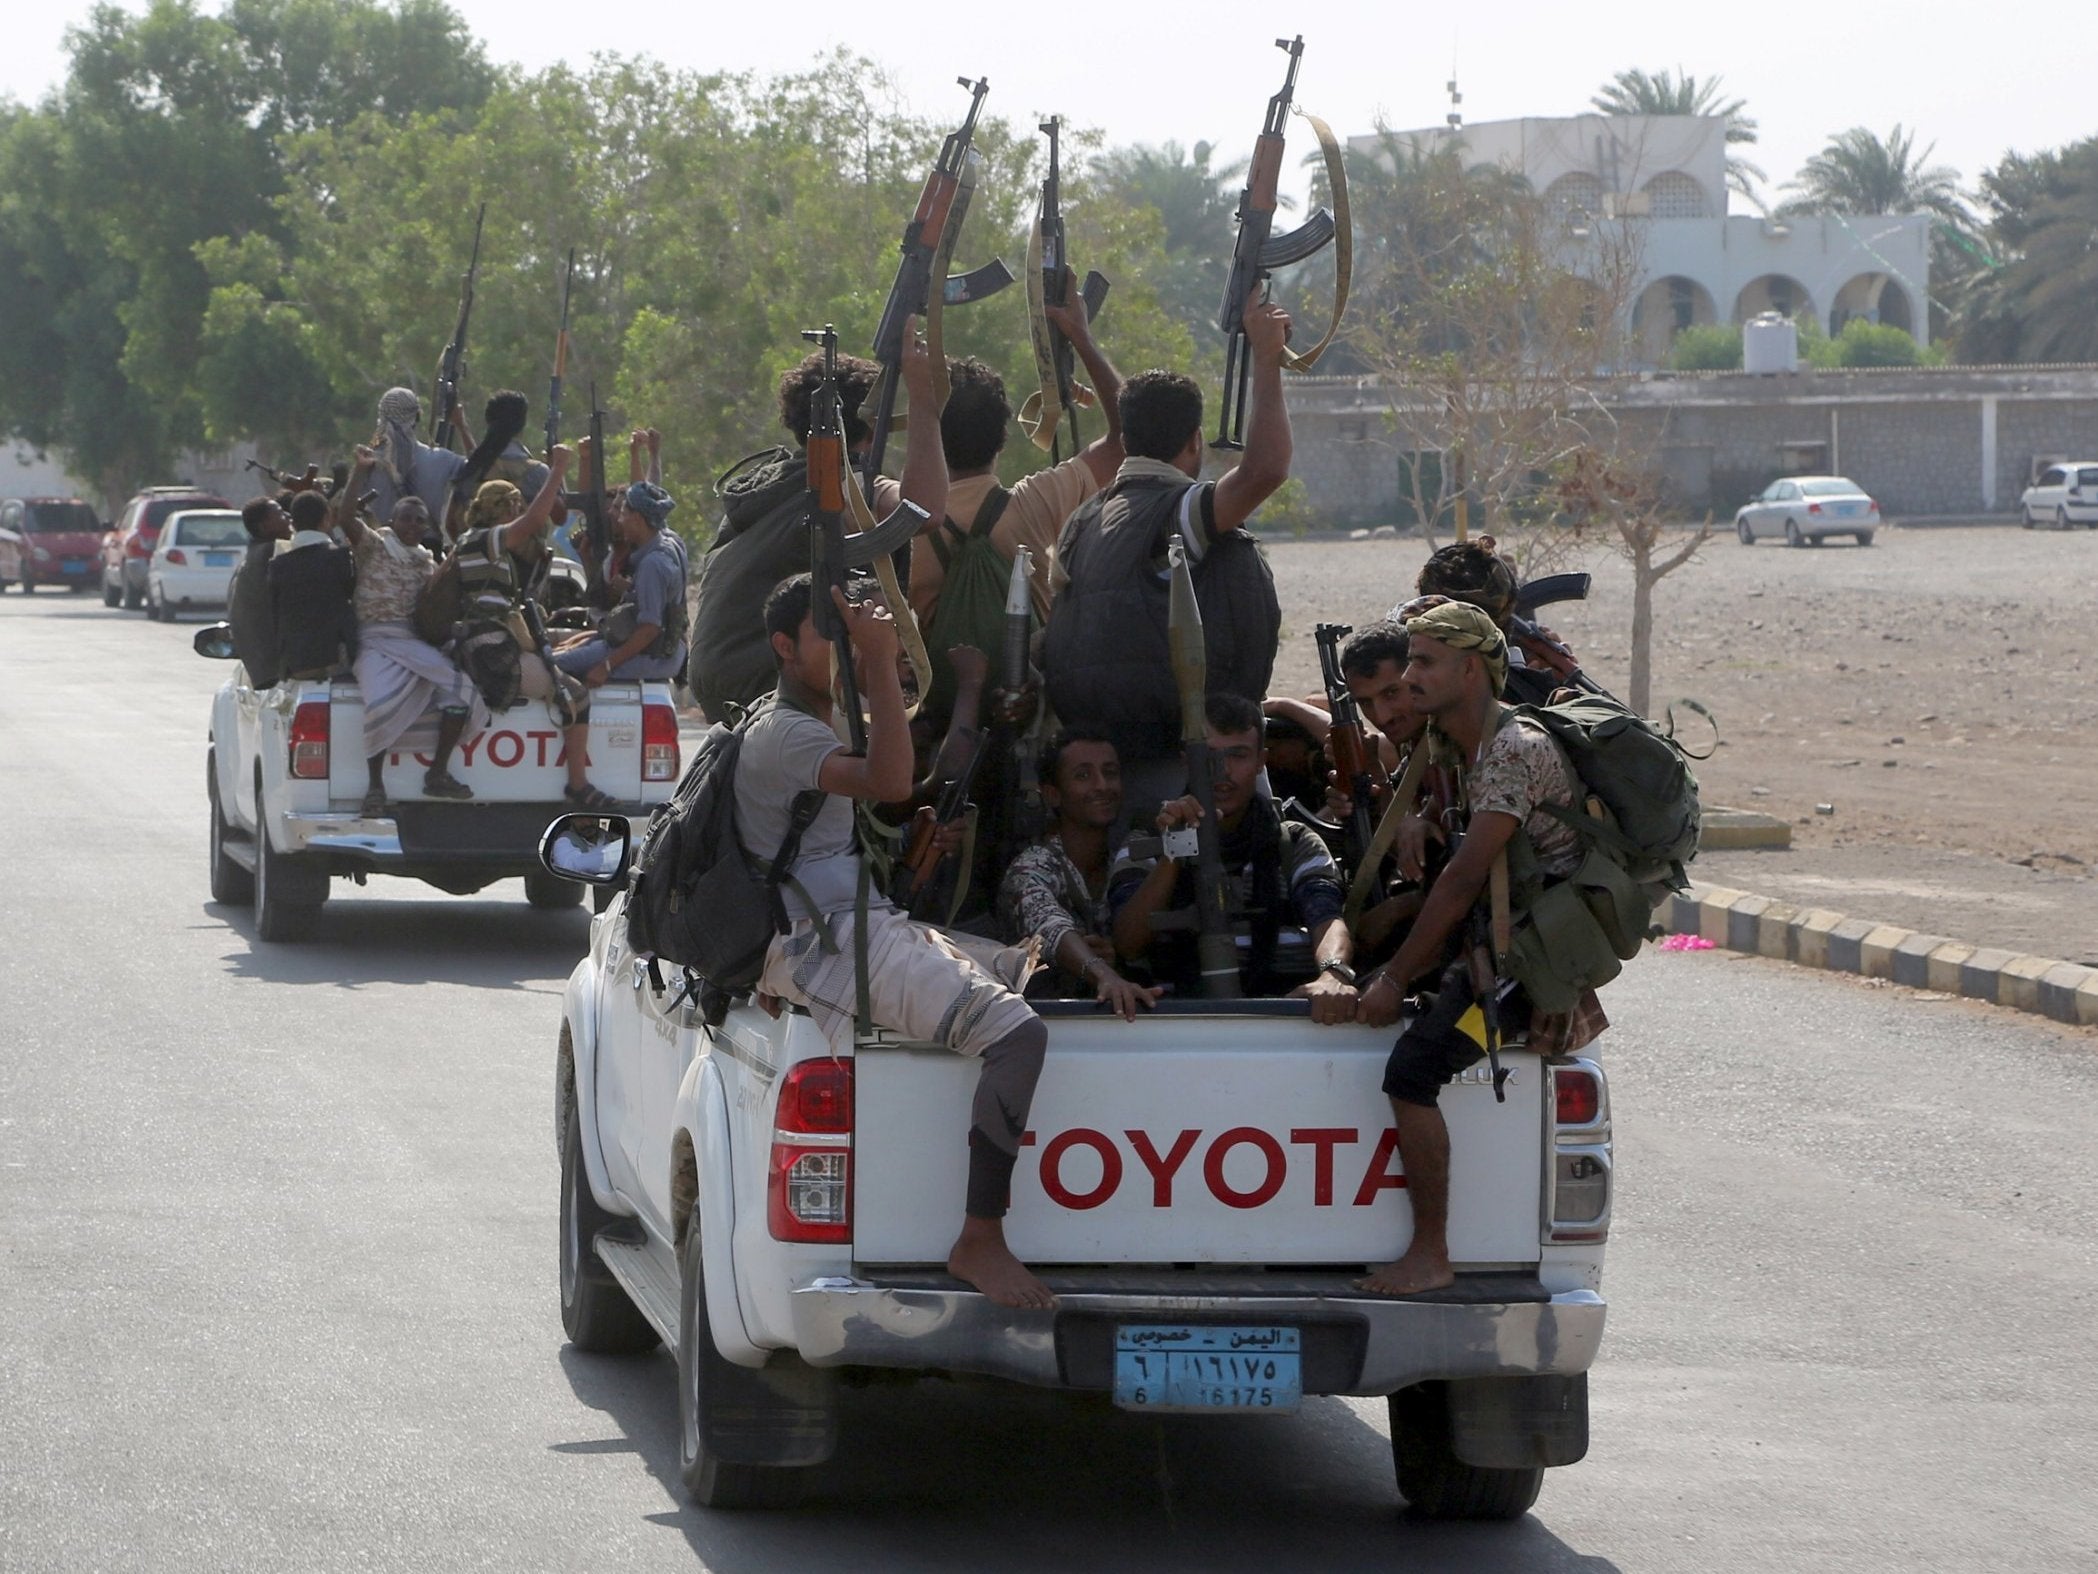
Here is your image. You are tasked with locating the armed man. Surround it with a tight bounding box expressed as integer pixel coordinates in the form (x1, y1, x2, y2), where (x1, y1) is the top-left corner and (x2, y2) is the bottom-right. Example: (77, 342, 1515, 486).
(369, 387, 467, 528)
(1039, 291, 1292, 810)
(686, 332, 942, 723)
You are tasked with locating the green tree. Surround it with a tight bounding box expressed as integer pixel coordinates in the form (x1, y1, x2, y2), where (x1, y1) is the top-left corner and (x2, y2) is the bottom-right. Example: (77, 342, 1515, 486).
(1591, 68, 1765, 205)
(1665, 323, 1741, 370)
(1780, 124, 1966, 219)
(1956, 139, 2098, 363)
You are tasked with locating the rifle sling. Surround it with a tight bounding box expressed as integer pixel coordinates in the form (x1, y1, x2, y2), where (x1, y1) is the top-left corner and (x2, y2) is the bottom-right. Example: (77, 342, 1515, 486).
(1017, 220, 1098, 454)
(1278, 107, 1353, 376)
(1343, 740, 1432, 925)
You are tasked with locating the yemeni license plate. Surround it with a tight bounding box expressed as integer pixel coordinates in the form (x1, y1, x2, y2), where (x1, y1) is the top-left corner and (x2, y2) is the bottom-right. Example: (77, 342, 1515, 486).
(205, 551, 234, 567)
(63, 558, 85, 573)
(1113, 1325, 1302, 1413)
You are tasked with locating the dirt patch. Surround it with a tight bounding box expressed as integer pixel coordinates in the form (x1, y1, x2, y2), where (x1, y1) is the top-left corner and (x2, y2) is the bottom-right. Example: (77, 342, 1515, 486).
(1264, 524, 2098, 962)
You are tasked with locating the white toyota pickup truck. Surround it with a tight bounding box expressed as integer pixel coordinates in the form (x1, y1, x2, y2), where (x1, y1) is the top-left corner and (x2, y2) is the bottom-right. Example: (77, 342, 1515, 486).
(193, 625, 679, 939)
(544, 823, 1613, 1520)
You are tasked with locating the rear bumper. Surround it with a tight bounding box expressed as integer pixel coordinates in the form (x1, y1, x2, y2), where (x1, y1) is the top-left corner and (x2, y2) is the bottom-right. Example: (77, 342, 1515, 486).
(786, 1274, 1606, 1396)
(274, 801, 575, 883)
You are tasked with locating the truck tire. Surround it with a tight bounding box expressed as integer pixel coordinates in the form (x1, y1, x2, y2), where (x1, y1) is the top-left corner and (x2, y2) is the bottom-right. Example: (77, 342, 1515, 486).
(524, 867, 587, 910)
(558, 1095, 658, 1355)
(207, 751, 254, 906)
(677, 1222, 828, 1508)
(1388, 1384, 1544, 1522)
(253, 796, 326, 943)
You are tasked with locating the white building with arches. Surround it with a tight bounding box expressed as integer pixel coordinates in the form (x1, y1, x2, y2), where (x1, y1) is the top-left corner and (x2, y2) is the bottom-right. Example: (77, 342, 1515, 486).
(1353, 114, 1934, 364)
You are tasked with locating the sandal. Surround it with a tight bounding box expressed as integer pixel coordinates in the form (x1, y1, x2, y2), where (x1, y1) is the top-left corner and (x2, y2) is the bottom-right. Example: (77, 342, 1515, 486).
(358, 786, 388, 817)
(424, 769, 474, 801)
(563, 782, 620, 812)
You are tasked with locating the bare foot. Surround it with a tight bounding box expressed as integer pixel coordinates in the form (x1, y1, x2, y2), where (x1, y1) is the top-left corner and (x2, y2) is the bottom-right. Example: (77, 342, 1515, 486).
(1355, 1247, 1455, 1299)
(947, 1221, 1057, 1310)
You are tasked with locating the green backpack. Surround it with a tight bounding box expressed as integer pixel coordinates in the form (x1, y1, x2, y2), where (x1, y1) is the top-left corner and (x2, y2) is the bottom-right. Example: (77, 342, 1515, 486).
(1511, 693, 1703, 891)
(1496, 696, 1704, 1014)
(922, 487, 1032, 722)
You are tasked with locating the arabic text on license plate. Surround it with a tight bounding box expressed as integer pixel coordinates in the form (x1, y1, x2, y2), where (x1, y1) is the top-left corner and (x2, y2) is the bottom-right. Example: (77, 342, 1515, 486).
(205, 551, 235, 566)
(1113, 1325, 1302, 1413)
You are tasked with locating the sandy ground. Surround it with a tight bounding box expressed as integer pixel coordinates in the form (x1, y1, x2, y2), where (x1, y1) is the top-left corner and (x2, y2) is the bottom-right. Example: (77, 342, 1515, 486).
(1264, 523, 2098, 965)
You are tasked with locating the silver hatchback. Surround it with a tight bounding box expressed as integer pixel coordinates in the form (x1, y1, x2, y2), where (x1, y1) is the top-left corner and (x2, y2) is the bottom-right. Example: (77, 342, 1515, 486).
(1735, 476, 1880, 547)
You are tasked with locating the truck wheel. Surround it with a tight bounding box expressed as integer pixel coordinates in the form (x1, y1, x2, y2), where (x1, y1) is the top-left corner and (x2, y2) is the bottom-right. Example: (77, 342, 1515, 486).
(524, 867, 587, 910)
(558, 1095, 658, 1354)
(254, 800, 325, 943)
(207, 752, 254, 906)
(677, 1223, 824, 1508)
(1388, 1384, 1544, 1522)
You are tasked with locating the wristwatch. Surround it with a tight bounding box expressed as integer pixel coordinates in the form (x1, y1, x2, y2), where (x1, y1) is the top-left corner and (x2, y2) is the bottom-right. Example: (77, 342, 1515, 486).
(1318, 959, 1357, 986)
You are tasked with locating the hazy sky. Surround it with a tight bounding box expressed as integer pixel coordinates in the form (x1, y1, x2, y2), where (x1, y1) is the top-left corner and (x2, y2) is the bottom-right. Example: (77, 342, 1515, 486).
(2, 0, 2084, 210)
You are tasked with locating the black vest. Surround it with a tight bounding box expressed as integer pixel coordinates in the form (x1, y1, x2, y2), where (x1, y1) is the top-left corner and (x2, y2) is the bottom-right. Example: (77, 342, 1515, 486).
(267, 541, 357, 675)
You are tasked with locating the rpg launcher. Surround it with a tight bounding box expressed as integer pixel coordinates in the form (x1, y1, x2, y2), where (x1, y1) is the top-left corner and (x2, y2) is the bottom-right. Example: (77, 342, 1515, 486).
(1214, 36, 1346, 451)
(1168, 538, 1242, 999)
(862, 75, 1013, 486)
(431, 202, 485, 452)
(1023, 116, 1110, 461)
(1314, 621, 1390, 867)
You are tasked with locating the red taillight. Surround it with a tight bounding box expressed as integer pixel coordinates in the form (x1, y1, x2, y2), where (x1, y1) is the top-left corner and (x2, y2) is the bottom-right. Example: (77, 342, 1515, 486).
(127, 533, 153, 558)
(1806, 502, 1822, 516)
(288, 698, 330, 780)
(1555, 1067, 1601, 1126)
(768, 1059, 853, 1243)
(166, 548, 187, 566)
(641, 700, 680, 783)
(1867, 499, 1880, 513)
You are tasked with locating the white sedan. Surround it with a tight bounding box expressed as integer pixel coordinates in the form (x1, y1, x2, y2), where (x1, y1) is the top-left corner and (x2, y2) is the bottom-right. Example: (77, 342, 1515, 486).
(1735, 476, 1880, 547)
(2018, 461, 2098, 530)
(147, 509, 246, 620)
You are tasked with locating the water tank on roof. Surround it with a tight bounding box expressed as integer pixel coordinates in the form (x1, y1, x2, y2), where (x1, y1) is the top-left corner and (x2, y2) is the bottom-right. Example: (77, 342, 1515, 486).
(1743, 311, 1799, 375)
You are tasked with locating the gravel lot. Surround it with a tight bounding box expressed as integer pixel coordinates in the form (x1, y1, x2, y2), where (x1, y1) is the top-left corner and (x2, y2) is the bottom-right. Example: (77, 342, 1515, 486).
(1264, 523, 2098, 964)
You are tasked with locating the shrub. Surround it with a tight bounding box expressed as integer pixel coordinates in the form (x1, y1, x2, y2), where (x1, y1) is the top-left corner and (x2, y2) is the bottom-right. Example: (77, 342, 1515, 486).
(1666, 324, 1742, 371)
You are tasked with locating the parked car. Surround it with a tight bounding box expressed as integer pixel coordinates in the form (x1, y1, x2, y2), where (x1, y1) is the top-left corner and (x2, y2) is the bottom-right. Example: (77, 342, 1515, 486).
(1734, 476, 1880, 547)
(0, 498, 103, 593)
(102, 487, 232, 610)
(2019, 461, 2098, 530)
(146, 509, 247, 620)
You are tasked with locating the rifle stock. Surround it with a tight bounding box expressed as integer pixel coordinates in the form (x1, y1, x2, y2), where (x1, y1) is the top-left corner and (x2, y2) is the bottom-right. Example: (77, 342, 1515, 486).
(1168, 539, 1241, 999)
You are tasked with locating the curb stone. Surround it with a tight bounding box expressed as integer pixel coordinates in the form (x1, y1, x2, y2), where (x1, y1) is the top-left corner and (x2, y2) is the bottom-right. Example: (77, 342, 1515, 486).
(1666, 883, 2096, 1032)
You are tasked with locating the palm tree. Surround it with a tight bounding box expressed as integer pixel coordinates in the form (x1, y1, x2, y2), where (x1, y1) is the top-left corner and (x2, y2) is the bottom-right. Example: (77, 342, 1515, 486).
(1780, 125, 1967, 221)
(1959, 138, 2098, 362)
(1591, 68, 1765, 205)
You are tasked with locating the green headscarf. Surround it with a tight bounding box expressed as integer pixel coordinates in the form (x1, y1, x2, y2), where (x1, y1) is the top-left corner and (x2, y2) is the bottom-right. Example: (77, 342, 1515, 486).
(1405, 596, 1509, 696)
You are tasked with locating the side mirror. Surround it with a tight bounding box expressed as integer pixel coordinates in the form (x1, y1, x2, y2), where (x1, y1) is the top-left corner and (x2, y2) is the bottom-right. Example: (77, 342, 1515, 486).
(539, 812, 633, 887)
(192, 623, 238, 660)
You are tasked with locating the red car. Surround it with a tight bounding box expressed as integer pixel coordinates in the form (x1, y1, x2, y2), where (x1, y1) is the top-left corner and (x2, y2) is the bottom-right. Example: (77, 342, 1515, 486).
(0, 497, 104, 593)
(101, 487, 233, 610)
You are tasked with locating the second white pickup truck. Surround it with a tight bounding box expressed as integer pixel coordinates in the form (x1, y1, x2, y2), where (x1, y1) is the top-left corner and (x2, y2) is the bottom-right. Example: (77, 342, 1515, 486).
(544, 822, 1613, 1520)
(195, 625, 679, 939)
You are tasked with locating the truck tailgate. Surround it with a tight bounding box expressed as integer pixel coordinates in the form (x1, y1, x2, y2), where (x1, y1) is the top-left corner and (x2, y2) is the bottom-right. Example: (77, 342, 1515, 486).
(329, 685, 655, 803)
(853, 1015, 1544, 1267)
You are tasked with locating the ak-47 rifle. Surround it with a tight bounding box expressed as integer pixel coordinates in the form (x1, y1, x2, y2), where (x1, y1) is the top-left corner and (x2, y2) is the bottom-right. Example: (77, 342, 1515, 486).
(862, 76, 1013, 486)
(244, 458, 322, 494)
(1314, 621, 1390, 867)
(899, 718, 991, 918)
(1168, 538, 1241, 999)
(1025, 116, 1110, 461)
(802, 326, 934, 756)
(432, 203, 485, 452)
(544, 249, 575, 460)
(1214, 36, 1346, 451)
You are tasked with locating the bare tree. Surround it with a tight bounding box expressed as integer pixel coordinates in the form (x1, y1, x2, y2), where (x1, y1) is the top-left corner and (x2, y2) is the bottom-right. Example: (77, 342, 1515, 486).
(1340, 132, 1645, 565)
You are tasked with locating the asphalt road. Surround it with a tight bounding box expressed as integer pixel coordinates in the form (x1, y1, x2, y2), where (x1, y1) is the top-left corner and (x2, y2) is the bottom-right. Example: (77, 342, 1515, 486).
(4, 591, 2095, 1573)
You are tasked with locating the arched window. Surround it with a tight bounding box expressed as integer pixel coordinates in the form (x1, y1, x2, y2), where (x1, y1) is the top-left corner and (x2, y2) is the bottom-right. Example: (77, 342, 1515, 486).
(1641, 171, 1707, 220)
(1544, 172, 1604, 223)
